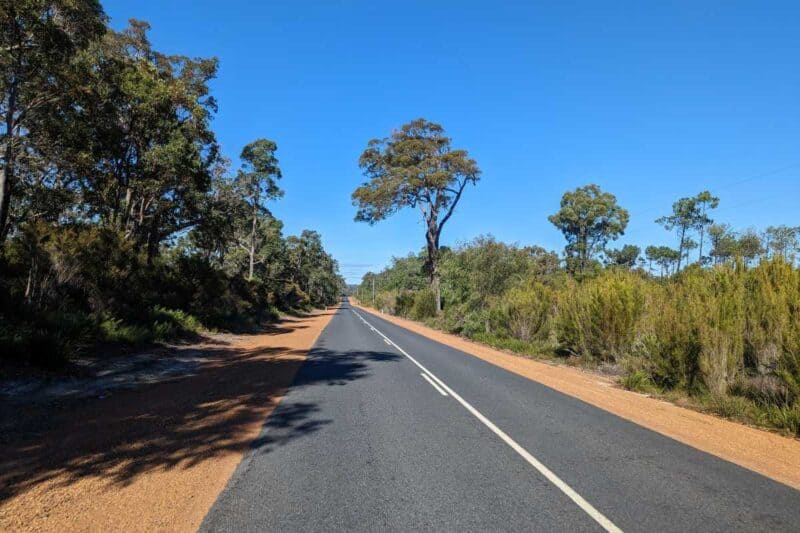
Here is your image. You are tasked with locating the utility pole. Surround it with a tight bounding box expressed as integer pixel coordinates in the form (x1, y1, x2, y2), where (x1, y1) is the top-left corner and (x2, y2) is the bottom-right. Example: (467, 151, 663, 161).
(372, 277, 375, 307)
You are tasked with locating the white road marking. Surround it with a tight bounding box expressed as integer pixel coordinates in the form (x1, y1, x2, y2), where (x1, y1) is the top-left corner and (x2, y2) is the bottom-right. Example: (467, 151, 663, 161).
(384, 339, 392, 345)
(420, 372, 449, 396)
(351, 308, 622, 533)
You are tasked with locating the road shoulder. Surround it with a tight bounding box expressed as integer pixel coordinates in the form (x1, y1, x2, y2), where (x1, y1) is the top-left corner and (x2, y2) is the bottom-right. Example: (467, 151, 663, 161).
(352, 302, 800, 490)
(0, 309, 337, 532)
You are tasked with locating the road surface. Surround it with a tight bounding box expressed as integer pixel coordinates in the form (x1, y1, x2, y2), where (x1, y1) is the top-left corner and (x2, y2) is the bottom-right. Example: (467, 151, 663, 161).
(201, 300, 800, 532)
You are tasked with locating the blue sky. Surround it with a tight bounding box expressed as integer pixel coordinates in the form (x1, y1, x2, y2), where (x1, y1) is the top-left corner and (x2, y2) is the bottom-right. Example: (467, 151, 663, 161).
(105, 1, 800, 283)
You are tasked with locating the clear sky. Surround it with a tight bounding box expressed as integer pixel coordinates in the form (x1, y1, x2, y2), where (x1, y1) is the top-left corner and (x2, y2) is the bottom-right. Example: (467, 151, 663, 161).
(104, 1, 800, 283)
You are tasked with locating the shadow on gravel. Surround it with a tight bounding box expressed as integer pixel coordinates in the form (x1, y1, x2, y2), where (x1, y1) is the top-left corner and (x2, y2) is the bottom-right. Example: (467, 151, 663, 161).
(0, 321, 399, 503)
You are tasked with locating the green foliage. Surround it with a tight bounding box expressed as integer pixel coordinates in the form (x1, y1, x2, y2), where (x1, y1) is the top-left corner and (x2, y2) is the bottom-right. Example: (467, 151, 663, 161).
(621, 369, 659, 394)
(369, 254, 428, 292)
(234, 139, 284, 280)
(99, 306, 200, 346)
(645, 245, 681, 276)
(548, 184, 629, 275)
(492, 281, 555, 343)
(0, 11, 343, 370)
(441, 235, 534, 313)
(410, 289, 437, 320)
(605, 244, 641, 269)
(737, 230, 765, 265)
(469, 332, 554, 359)
(394, 291, 416, 317)
(372, 290, 399, 315)
(708, 224, 738, 264)
(764, 225, 800, 261)
(656, 190, 719, 269)
(743, 260, 800, 402)
(630, 265, 746, 395)
(693, 266, 746, 396)
(98, 318, 152, 345)
(366, 234, 800, 435)
(0, 0, 107, 239)
(352, 119, 481, 225)
(555, 269, 646, 362)
(352, 118, 482, 311)
(0, 310, 95, 369)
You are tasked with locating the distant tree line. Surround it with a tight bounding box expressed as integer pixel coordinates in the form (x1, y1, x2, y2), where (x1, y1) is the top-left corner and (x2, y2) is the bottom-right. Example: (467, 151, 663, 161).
(1, 2, 343, 366)
(547, 185, 799, 276)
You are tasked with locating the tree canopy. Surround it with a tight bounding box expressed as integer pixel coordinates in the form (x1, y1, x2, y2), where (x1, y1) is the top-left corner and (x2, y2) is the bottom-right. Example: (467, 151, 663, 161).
(0, 0, 107, 240)
(548, 184, 629, 275)
(656, 190, 719, 270)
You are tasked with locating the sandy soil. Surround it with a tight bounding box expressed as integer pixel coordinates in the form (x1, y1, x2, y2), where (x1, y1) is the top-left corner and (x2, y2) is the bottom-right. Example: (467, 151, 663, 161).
(0, 309, 336, 532)
(352, 303, 800, 491)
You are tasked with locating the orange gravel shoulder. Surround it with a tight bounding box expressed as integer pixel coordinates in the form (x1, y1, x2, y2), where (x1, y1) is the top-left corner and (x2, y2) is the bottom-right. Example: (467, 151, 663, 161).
(353, 303, 800, 491)
(0, 309, 336, 533)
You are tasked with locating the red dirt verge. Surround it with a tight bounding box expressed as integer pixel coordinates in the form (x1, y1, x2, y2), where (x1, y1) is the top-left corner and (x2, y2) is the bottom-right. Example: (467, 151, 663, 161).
(0, 309, 335, 532)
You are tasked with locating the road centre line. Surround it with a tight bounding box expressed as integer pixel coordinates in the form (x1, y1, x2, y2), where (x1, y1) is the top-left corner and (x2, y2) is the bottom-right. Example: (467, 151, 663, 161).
(420, 372, 449, 396)
(350, 308, 623, 533)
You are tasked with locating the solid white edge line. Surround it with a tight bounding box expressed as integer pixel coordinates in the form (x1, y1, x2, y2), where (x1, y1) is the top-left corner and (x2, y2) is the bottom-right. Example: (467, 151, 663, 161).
(420, 372, 449, 396)
(351, 308, 622, 533)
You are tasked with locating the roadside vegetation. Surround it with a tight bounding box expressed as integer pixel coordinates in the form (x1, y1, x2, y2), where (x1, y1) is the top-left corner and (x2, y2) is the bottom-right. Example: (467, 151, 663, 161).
(0, 2, 343, 370)
(352, 121, 800, 437)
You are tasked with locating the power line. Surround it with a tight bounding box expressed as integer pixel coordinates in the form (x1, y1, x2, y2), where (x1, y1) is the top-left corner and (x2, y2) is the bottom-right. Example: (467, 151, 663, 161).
(627, 162, 800, 219)
(621, 186, 796, 242)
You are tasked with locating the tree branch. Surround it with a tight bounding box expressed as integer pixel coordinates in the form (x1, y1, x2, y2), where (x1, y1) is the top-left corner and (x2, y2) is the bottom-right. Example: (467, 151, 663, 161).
(438, 176, 468, 230)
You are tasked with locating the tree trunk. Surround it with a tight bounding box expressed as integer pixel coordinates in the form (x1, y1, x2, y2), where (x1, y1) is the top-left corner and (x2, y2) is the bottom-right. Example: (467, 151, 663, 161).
(24, 258, 34, 303)
(677, 226, 686, 271)
(146, 227, 158, 266)
(698, 225, 705, 264)
(432, 271, 441, 313)
(0, 81, 18, 243)
(121, 186, 133, 231)
(426, 224, 442, 313)
(0, 161, 12, 243)
(248, 204, 257, 281)
(579, 230, 588, 275)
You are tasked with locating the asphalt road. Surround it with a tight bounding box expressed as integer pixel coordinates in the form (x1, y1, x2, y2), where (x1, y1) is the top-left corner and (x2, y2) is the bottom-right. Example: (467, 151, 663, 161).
(201, 299, 800, 532)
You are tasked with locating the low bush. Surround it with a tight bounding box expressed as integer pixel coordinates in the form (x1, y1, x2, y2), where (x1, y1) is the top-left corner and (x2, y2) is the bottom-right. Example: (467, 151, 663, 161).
(410, 289, 437, 320)
(395, 291, 416, 317)
(490, 281, 554, 343)
(555, 269, 646, 362)
(98, 306, 201, 346)
(365, 256, 800, 435)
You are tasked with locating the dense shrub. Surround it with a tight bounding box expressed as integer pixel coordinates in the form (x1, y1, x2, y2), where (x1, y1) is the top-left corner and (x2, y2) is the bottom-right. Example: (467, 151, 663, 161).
(489, 281, 554, 342)
(744, 259, 800, 376)
(395, 291, 416, 317)
(555, 270, 646, 362)
(630, 282, 699, 390)
(372, 290, 399, 315)
(1, 221, 341, 367)
(410, 289, 437, 320)
(631, 265, 746, 395)
(361, 242, 800, 435)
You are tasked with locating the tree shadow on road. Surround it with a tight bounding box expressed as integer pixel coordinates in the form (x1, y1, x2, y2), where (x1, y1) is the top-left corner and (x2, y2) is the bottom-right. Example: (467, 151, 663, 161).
(0, 330, 400, 503)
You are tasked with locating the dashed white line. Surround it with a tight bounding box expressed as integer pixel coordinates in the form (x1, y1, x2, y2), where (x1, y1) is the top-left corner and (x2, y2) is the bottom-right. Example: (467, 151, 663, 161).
(420, 372, 449, 396)
(351, 308, 622, 533)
